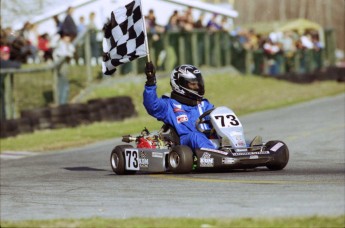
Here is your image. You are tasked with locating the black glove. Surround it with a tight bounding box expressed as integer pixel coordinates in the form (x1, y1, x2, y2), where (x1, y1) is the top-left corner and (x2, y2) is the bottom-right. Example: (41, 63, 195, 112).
(145, 61, 156, 86)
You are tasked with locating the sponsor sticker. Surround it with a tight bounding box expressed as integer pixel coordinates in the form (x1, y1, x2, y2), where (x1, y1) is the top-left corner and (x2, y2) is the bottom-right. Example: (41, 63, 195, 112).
(222, 157, 236, 164)
(200, 152, 214, 167)
(236, 141, 246, 147)
(200, 148, 228, 155)
(140, 151, 147, 158)
(152, 152, 163, 158)
(139, 158, 149, 168)
(176, 114, 188, 123)
(173, 104, 185, 113)
(232, 151, 270, 156)
(270, 142, 284, 152)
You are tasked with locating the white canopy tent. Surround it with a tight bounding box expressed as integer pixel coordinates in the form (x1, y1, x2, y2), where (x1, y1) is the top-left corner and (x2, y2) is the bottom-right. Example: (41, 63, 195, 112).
(163, 0, 238, 18)
(7, 0, 238, 34)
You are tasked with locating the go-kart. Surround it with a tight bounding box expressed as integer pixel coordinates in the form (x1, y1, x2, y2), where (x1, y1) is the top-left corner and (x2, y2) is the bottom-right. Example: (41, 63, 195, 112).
(110, 106, 289, 175)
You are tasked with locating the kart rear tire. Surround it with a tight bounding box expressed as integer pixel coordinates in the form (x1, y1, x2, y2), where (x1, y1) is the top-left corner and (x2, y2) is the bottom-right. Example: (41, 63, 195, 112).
(265, 140, 289, 171)
(168, 145, 194, 174)
(110, 145, 136, 175)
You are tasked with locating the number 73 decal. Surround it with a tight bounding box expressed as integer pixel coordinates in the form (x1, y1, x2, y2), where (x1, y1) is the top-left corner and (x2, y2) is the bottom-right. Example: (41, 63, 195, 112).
(214, 114, 241, 127)
(125, 149, 140, 170)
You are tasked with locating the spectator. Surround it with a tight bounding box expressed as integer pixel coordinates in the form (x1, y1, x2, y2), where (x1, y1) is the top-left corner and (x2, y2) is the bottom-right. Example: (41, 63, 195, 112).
(281, 31, 296, 73)
(246, 29, 259, 50)
(237, 29, 249, 48)
(263, 38, 281, 76)
(0, 28, 7, 46)
(166, 10, 180, 32)
(0, 45, 21, 69)
(145, 9, 164, 41)
(3, 27, 16, 44)
(61, 7, 78, 41)
(312, 34, 322, 51)
(53, 34, 75, 104)
(38, 33, 53, 63)
(179, 7, 194, 31)
(311, 33, 323, 70)
(194, 13, 205, 29)
(53, 15, 63, 36)
(7, 36, 29, 63)
(77, 16, 87, 34)
(220, 16, 231, 32)
(146, 9, 157, 34)
(206, 13, 222, 31)
(53, 35, 75, 61)
(19, 21, 30, 37)
(22, 23, 39, 63)
(0, 45, 21, 120)
(49, 15, 63, 50)
(281, 31, 296, 52)
(296, 32, 313, 73)
(76, 15, 87, 64)
(88, 12, 100, 64)
(4, 23, 33, 63)
(300, 33, 314, 50)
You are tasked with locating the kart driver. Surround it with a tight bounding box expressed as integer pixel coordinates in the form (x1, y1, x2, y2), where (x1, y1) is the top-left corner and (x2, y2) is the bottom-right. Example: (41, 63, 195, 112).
(143, 62, 217, 150)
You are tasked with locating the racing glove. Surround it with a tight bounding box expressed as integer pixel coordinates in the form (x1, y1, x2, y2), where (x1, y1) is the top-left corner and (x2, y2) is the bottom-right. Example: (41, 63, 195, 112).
(145, 61, 156, 86)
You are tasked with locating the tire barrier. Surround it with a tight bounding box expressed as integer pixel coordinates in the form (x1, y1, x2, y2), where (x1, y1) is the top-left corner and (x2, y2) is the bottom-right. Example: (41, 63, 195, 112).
(275, 66, 345, 84)
(0, 96, 137, 139)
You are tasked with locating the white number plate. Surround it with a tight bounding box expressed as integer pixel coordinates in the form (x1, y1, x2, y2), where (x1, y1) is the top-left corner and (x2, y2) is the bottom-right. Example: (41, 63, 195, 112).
(125, 149, 140, 170)
(213, 113, 242, 128)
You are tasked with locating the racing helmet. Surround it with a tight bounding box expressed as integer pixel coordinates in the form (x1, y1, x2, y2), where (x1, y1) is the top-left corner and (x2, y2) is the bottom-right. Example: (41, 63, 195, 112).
(170, 64, 205, 101)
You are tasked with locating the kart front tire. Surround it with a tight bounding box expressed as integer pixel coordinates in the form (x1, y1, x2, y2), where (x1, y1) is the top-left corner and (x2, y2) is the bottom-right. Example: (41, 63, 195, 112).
(265, 140, 289, 171)
(168, 145, 194, 174)
(110, 145, 136, 175)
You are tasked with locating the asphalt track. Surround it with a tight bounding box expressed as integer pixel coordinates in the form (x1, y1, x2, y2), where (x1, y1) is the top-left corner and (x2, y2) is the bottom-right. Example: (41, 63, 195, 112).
(1, 94, 344, 221)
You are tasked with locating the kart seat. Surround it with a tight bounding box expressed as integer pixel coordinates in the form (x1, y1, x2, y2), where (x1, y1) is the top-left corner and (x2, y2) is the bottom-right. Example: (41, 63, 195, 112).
(159, 124, 180, 146)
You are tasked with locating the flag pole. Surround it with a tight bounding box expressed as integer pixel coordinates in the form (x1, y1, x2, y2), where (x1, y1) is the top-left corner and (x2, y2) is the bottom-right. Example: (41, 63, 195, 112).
(139, 0, 151, 63)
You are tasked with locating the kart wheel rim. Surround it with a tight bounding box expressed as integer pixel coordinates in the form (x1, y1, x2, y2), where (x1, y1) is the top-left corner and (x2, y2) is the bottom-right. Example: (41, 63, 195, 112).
(169, 151, 180, 168)
(111, 153, 119, 169)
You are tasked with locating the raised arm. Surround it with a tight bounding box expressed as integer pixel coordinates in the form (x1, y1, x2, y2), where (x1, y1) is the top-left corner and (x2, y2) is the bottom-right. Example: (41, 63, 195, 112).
(143, 62, 167, 121)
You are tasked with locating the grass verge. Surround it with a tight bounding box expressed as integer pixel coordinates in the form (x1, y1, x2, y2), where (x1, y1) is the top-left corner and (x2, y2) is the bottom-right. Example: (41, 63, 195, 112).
(1, 72, 344, 152)
(1, 215, 344, 228)
(13, 64, 101, 110)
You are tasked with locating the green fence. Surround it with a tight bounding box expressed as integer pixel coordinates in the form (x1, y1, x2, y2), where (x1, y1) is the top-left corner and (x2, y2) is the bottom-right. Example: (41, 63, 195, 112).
(115, 29, 335, 77)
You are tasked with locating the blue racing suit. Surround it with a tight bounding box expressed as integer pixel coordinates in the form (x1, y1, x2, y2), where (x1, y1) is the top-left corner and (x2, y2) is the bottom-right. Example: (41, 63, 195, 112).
(143, 85, 216, 150)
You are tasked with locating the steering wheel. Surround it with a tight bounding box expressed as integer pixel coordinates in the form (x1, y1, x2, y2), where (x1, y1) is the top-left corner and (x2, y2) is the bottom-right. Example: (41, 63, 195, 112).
(195, 108, 215, 133)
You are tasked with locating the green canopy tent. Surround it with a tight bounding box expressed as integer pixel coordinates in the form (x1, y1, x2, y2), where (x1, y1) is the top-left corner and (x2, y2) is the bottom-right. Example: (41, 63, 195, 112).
(278, 18, 322, 34)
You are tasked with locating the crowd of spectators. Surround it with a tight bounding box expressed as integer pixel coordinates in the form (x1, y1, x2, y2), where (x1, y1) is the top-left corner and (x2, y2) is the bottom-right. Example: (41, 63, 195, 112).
(145, 6, 230, 36)
(0, 7, 101, 66)
(231, 28, 323, 75)
(1, 5, 324, 76)
(144, 7, 323, 75)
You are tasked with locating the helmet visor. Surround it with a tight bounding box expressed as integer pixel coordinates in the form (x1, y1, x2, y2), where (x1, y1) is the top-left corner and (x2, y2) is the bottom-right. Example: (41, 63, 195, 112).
(179, 73, 205, 97)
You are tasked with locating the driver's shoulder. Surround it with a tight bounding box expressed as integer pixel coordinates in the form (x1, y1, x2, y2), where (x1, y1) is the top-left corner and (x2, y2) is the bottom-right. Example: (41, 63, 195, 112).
(200, 98, 214, 108)
(201, 98, 211, 103)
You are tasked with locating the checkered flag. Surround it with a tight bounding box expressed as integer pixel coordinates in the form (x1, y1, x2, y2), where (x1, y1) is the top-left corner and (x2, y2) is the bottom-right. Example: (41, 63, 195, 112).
(102, 0, 148, 75)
